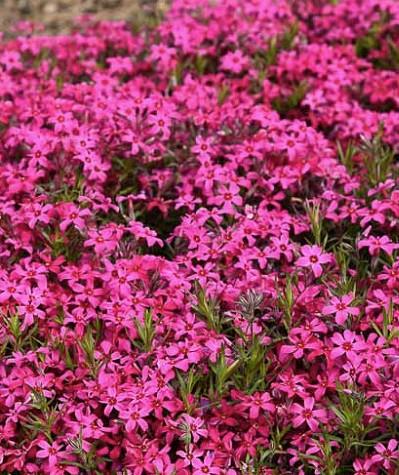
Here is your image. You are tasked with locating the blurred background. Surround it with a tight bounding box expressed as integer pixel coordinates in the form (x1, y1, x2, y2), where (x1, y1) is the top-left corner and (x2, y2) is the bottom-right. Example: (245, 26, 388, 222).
(0, 0, 165, 33)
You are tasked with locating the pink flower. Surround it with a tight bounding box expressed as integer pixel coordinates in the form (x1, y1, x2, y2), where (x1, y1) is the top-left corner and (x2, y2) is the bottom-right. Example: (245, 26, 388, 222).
(353, 458, 376, 475)
(166, 341, 202, 372)
(176, 446, 204, 469)
(358, 235, 398, 256)
(236, 391, 275, 419)
(280, 331, 319, 360)
(330, 330, 368, 360)
(84, 227, 119, 255)
(268, 234, 295, 261)
(372, 439, 399, 469)
(119, 404, 152, 432)
(296, 245, 331, 277)
(220, 50, 249, 74)
(211, 183, 243, 214)
(180, 415, 208, 443)
(192, 452, 221, 475)
(191, 136, 215, 161)
(58, 203, 91, 232)
(291, 397, 328, 432)
(128, 220, 163, 247)
(16, 286, 45, 330)
(323, 293, 360, 325)
(36, 440, 64, 468)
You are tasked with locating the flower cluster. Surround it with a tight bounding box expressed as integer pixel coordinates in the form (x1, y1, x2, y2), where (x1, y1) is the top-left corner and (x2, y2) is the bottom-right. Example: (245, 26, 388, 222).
(0, 0, 399, 473)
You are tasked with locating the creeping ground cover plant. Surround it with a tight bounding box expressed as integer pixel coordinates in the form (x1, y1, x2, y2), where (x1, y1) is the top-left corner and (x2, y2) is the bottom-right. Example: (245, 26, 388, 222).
(2, 0, 399, 473)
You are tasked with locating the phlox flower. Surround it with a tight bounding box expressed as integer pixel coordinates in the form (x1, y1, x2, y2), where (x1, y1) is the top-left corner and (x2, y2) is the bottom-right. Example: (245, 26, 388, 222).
(296, 245, 331, 277)
(291, 397, 328, 432)
(36, 440, 65, 468)
(353, 458, 376, 475)
(58, 203, 91, 232)
(323, 293, 359, 325)
(211, 183, 243, 214)
(378, 260, 399, 288)
(280, 331, 319, 360)
(84, 227, 118, 255)
(358, 235, 398, 256)
(330, 330, 368, 360)
(128, 220, 163, 247)
(25, 201, 53, 229)
(220, 50, 249, 74)
(165, 341, 202, 372)
(371, 439, 399, 469)
(236, 391, 275, 419)
(119, 404, 152, 432)
(191, 136, 215, 161)
(268, 234, 295, 261)
(149, 44, 177, 70)
(16, 287, 45, 330)
(189, 263, 219, 286)
(176, 446, 204, 469)
(192, 452, 221, 475)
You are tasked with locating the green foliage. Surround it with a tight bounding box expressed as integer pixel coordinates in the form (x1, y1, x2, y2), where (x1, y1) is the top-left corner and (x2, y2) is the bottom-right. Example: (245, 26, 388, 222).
(192, 283, 224, 332)
(176, 368, 204, 414)
(371, 299, 399, 341)
(2, 312, 43, 355)
(356, 30, 380, 58)
(217, 84, 230, 105)
(254, 22, 299, 70)
(21, 389, 59, 442)
(43, 226, 84, 262)
(134, 308, 156, 353)
(355, 13, 388, 58)
(337, 140, 356, 175)
(66, 429, 109, 474)
(272, 81, 308, 116)
(209, 347, 241, 397)
(304, 199, 327, 247)
(329, 385, 378, 458)
(78, 321, 103, 377)
(336, 129, 397, 198)
(359, 126, 396, 187)
(250, 425, 291, 470)
(277, 275, 295, 332)
(232, 336, 270, 394)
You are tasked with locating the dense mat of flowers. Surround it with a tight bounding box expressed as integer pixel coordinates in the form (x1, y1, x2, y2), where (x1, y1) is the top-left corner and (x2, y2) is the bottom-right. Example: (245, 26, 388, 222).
(1, 0, 399, 473)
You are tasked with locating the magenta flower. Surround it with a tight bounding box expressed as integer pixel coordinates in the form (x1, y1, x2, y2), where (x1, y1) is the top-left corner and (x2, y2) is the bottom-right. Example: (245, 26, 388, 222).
(211, 183, 243, 214)
(2, 3, 399, 473)
(165, 341, 202, 372)
(176, 446, 204, 469)
(36, 440, 64, 468)
(291, 397, 328, 432)
(296, 245, 331, 277)
(191, 136, 214, 161)
(280, 331, 319, 360)
(180, 415, 208, 443)
(372, 439, 399, 469)
(323, 293, 360, 325)
(58, 203, 91, 232)
(119, 404, 152, 432)
(330, 330, 368, 360)
(358, 235, 398, 256)
(353, 458, 376, 475)
(220, 50, 249, 74)
(237, 391, 275, 419)
(192, 452, 221, 475)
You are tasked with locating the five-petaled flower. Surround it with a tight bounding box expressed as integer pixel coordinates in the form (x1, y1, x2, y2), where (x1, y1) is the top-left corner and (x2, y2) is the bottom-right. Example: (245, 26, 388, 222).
(291, 397, 328, 432)
(296, 245, 331, 277)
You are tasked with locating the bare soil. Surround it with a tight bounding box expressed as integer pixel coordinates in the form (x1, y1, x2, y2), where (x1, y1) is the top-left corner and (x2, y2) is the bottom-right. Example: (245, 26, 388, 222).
(0, 0, 164, 34)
